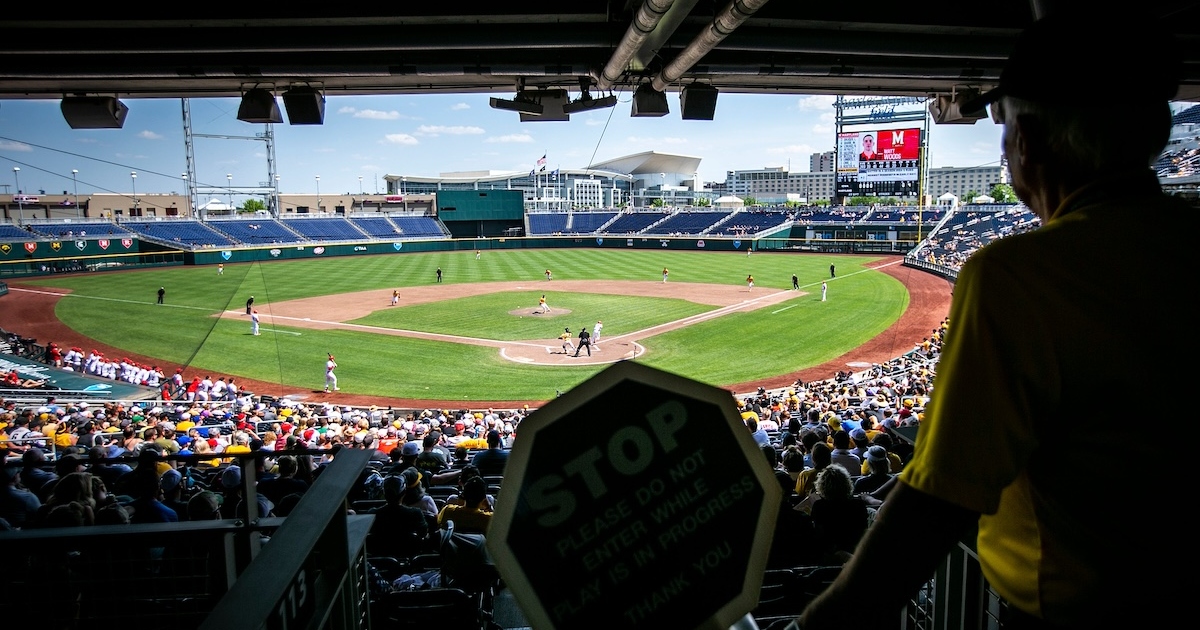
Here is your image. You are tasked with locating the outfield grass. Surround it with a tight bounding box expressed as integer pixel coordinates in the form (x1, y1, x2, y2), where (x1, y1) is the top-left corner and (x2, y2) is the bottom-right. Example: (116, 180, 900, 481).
(26, 249, 905, 401)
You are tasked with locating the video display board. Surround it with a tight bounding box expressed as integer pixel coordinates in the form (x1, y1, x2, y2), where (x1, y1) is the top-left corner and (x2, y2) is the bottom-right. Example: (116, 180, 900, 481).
(836, 128, 922, 198)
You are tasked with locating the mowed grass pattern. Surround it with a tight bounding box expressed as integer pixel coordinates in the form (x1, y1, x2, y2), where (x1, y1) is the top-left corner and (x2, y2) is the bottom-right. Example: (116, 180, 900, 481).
(353, 293, 712, 341)
(27, 248, 905, 401)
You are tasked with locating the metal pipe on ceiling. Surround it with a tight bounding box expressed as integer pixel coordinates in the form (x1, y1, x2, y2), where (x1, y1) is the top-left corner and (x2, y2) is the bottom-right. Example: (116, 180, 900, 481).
(596, 0, 679, 92)
(651, 0, 770, 92)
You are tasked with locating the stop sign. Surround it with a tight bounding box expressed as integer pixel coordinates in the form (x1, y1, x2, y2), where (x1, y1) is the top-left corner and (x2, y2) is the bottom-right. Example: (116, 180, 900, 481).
(488, 361, 781, 630)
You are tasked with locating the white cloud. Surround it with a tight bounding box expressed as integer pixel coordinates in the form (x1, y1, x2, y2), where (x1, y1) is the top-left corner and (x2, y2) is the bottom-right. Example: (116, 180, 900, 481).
(812, 124, 833, 134)
(819, 112, 835, 123)
(384, 134, 419, 145)
(138, 130, 164, 140)
(338, 106, 357, 114)
(485, 134, 533, 143)
(355, 109, 403, 120)
(585, 119, 605, 126)
(798, 95, 836, 110)
(0, 140, 32, 152)
(417, 124, 485, 136)
(450, 103, 470, 111)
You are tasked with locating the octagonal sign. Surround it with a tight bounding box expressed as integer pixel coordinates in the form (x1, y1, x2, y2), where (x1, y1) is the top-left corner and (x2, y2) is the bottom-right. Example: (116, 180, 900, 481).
(488, 361, 781, 630)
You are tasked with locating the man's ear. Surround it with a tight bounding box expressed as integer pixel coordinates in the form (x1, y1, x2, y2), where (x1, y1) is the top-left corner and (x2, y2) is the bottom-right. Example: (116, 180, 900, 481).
(1012, 113, 1050, 167)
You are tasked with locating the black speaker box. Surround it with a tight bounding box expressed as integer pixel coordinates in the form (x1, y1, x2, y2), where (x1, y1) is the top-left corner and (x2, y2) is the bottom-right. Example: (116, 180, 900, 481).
(680, 83, 718, 120)
(60, 97, 129, 129)
(283, 88, 326, 125)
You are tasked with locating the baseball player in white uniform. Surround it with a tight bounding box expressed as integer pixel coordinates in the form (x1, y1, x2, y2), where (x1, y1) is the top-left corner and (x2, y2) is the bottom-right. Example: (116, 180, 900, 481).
(325, 354, 339, 392)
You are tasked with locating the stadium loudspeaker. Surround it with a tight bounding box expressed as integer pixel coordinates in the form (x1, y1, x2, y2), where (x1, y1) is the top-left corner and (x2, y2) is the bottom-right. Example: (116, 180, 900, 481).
(283, 87, 326, 125)
(237, 88, 284, 124)
(60, 97, 129, 129)
(680, 83, 718, 120)
(929, 91, 987, 125)
(631, 84, 669, 117)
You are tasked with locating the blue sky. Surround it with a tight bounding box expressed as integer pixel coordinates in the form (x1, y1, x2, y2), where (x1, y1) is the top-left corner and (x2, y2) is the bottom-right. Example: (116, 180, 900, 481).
(0, 92, 1006, 203)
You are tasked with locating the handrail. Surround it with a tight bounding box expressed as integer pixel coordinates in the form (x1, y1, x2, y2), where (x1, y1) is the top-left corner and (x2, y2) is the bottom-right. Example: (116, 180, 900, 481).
(200, 448, 371, 630)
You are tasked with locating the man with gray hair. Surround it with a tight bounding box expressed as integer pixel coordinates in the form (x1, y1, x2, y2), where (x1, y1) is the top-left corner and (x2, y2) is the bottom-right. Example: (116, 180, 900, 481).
(798, 13, 1187, 630)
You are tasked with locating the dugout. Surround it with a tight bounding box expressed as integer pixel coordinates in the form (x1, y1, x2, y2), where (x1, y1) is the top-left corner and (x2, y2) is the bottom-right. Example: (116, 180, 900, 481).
(436, 190, 525, 238)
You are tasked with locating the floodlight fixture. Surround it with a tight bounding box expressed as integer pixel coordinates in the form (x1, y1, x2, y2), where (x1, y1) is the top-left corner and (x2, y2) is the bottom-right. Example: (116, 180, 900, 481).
(237, 87, 284, 124)
(562, 77, 618, 115)
(631, 83, 669, 117)
(489, 95, 544, 115)
(60, 96, 129, 129)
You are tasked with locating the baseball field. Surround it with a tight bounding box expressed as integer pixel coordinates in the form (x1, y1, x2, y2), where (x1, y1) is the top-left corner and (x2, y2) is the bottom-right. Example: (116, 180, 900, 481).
(3, 248, 952, 406)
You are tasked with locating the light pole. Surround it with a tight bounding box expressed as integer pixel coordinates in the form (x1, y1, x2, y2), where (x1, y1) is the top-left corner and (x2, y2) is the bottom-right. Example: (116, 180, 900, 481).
(315, 175, 321, 213)
(130, 171, 138, 216)
(275, 175, 281, 214)
(358, 175, 364, 213)
(71, 169, 80, 218)
(181, 173, 189, 217)
(12, 167, 22, 224)
(401, 176, 407, 213)
(227, 173, 233, 212)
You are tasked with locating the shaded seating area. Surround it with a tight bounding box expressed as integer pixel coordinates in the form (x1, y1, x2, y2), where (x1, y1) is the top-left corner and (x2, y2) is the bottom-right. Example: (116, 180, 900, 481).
(712, 210, 792, 235)
(207, 219, 302, 244)
(600, 210, 670, 234)
(283, 216, 368, 241)
(122, 220, 236, 248)
(526, 213, 568, 235)
(391, 216, 447, 237)
(350, 216, 405, 238)
(565, 211, 617, 233)
(648, 210, 731, 234)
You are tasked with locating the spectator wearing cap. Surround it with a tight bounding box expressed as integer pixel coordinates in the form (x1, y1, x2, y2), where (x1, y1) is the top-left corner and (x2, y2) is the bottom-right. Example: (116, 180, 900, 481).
(470, 430, 510, 478)
(217, 465, 273, 520)
(154, 423, 181, 456)
(257, 455, 309, 507)
(126, 456, 179, 524)
(859, 432, 903, 475)
(800, 14, 1189, 629)
(854, 446, 895, 495)
(398, 467, 438, 527)
(849, 428, 871, 461)
(436, 476, 493, 535)
(187, 491, 223, 521)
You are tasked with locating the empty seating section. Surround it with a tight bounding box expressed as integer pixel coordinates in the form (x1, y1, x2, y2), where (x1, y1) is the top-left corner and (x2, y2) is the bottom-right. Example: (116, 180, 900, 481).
(712, 211, 791, 235)
(527, 213, 569, 235)
(649, 211, 730, 234)
(0, 224, 32, 239)
(26, 222, 135, 238)
(283, 217, 366, 241)
(209, 219, 301, 244)
(601, 211, 670, 234)
(122, 220, 235, 247)
(391, 216, 445, 237)
(566, 211, 617, 233)
(351, 216, 403, 238)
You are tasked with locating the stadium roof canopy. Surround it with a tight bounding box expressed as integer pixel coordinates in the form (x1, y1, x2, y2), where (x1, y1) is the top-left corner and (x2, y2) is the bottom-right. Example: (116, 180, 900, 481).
(3, 3, 1197, 103)
(588, 152, 703, 177)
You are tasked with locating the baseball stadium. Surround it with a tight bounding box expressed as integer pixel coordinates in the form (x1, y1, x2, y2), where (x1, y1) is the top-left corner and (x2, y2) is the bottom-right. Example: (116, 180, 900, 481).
(2, 5, 1196, 630)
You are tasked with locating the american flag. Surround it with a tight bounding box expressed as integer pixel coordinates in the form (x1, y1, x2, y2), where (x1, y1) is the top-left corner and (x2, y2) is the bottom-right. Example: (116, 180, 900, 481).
(536, 153, 546, 167)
